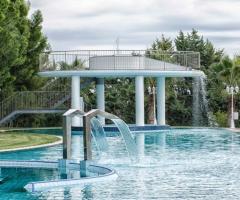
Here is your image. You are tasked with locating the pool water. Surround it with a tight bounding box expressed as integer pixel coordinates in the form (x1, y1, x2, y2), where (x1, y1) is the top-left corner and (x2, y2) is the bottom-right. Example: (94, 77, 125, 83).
(0, 128, 240, 199)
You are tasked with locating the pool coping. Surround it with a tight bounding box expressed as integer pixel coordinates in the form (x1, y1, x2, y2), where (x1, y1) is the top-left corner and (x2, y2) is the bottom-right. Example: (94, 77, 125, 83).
(25, 163, 118, 192)
(0, 160, 118, 192)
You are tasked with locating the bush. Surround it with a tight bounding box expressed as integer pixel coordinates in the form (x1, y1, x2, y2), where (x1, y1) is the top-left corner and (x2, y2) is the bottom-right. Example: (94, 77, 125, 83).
(215, 111, 228, 127)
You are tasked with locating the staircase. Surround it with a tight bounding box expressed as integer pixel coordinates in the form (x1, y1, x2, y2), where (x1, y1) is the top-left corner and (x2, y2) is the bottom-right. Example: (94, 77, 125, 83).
(0, 78, 94, 126)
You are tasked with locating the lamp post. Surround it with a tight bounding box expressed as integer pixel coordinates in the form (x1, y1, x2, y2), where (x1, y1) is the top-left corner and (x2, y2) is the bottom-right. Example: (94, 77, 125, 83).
(226, 85, 239, 129)
(148, 86, 157, 125)
(173, 85, 191, 96)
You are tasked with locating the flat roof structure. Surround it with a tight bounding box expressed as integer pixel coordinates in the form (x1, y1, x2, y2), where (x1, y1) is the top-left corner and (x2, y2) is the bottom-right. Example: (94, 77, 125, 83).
(39, 50, 204, 127)
(39, 69, 204, 78)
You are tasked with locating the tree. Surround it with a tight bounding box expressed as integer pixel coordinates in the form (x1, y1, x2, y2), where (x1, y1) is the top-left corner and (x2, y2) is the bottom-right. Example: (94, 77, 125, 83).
(209, 56, 240, 126)
(147, 35, 174, 124)
(0, 0, 29, 98)
(174, 29, 223, 126)
(0, 1, 48, 99)
(175, 29, 223, 69)
(0, 1, 49, 127)
(105, 78, 135, 123)
(11, 10, 48, 91)
(151, 34, 174, 52)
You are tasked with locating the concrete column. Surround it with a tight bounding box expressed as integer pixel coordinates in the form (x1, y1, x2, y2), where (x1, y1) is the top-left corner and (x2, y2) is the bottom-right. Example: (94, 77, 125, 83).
(135, 76, 144, 126)
(96, 78, 105, 125)
(157, 77, 165, 125)
(71, 76, 81, 127)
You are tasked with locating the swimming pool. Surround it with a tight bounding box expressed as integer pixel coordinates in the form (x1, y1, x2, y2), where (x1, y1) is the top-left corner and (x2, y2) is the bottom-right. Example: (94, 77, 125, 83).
(0, 128, 239, 199)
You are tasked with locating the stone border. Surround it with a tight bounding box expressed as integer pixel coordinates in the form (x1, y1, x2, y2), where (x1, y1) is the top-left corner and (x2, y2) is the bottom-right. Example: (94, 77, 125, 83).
(0, 136, 62, 153)
(0, 160, 118, 192)
(26, 170, 118, 192)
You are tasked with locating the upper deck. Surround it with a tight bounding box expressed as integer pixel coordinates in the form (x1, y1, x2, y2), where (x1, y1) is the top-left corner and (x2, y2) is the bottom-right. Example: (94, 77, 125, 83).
(39, 50, 203, 78)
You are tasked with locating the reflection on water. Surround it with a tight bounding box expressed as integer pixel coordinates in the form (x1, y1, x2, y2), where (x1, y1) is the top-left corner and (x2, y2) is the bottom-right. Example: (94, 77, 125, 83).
(1, 129, 240, 199)
(135, 133, 145, 157)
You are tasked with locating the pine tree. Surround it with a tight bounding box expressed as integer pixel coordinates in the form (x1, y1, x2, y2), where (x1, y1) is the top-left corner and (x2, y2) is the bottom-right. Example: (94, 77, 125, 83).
(175, 31, 187, 51)
(0, 0, 28, 98)
(175, 29, 223, 68)
(151, 34, 174, 51)
(0, 1, 48, 97)
(12, 9, 48, 91)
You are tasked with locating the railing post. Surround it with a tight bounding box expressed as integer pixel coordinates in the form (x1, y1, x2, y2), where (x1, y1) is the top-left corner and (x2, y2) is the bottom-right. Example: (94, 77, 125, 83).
(63, 115, 72, 159)
(83, 115, 92, 160)
(64, 51, 67, 64)
(186, 53, 188, 70)
(162, 53, 165, 70)
(184, 53, 187, 69)
(198, 52, 201, 69)
(88, 50, 90, 69)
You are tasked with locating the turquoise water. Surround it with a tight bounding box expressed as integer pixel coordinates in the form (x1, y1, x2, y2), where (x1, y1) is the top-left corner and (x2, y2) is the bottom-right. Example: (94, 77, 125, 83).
(0, 128, 240, 199)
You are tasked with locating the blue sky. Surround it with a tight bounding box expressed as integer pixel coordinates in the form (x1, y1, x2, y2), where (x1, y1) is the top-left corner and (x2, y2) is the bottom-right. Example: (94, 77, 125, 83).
(29, 0, 240, 55)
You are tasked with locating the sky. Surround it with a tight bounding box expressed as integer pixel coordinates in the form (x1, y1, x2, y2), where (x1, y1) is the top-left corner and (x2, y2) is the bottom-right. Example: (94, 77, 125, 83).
(29, 0, 240, 55)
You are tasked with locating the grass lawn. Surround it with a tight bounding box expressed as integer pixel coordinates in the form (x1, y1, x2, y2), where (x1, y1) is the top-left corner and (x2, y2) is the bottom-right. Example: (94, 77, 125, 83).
(0, 132, 61, 151)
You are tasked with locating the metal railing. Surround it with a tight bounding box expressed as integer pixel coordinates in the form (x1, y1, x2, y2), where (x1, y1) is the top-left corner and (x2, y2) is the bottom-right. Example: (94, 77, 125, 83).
(39, 50, 200, 72)
(0, 91, 69, 121)
(0, 76, 96, 125)
(41, 77, 71, 91)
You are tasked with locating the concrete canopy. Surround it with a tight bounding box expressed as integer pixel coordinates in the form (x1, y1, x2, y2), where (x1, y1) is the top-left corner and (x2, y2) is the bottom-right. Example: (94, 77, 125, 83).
(39, 69, 204, 78)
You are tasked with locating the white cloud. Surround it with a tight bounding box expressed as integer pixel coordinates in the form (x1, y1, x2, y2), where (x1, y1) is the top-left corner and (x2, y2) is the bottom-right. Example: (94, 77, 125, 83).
(29, 0, 240, 55)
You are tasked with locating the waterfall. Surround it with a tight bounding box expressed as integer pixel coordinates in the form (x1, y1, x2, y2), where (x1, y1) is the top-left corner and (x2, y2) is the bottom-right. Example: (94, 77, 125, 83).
(199, 76, 218, 127)
(111, 118, 138, 158)
(90, 117, 108, 152)
(192, 76, 218, 127)
(90, 116, 138, 159)
(192, 77, 202, 126)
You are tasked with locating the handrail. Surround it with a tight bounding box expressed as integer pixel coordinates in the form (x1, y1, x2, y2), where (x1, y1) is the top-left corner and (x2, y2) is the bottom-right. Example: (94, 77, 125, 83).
(39, 50, 200, 72)
(0, 91, 70, 124)
(0, 76, 95, 125)
(41, 77, 71, 91)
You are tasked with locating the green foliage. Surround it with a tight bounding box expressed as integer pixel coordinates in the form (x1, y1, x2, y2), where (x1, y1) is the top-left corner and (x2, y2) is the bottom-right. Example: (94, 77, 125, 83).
(144, 29, 226, 126)
(0, 1, 48, 127)
(0, 10, 236, 128)
(174, 29, 224, 126)
(0, 0, 48, 98)
(146, 35, 175, 124)
(12, 10, 48, 91)
(208, 56, 240, 126)
(105, 78, 135, 123)
(214, 111, 228, 127)
(175, 29, 223, 69)
(210, 56, 240, 86)
(58, 58, 86, 70)
(150, 35, 174, 52)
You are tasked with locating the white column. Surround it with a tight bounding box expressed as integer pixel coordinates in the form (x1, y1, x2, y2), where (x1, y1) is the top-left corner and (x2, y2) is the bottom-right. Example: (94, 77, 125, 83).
(135, 76, 144, 126)
(157, 77, 165, 125)
(71, 76, 81, 127)
(96, 78, 105, 125)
